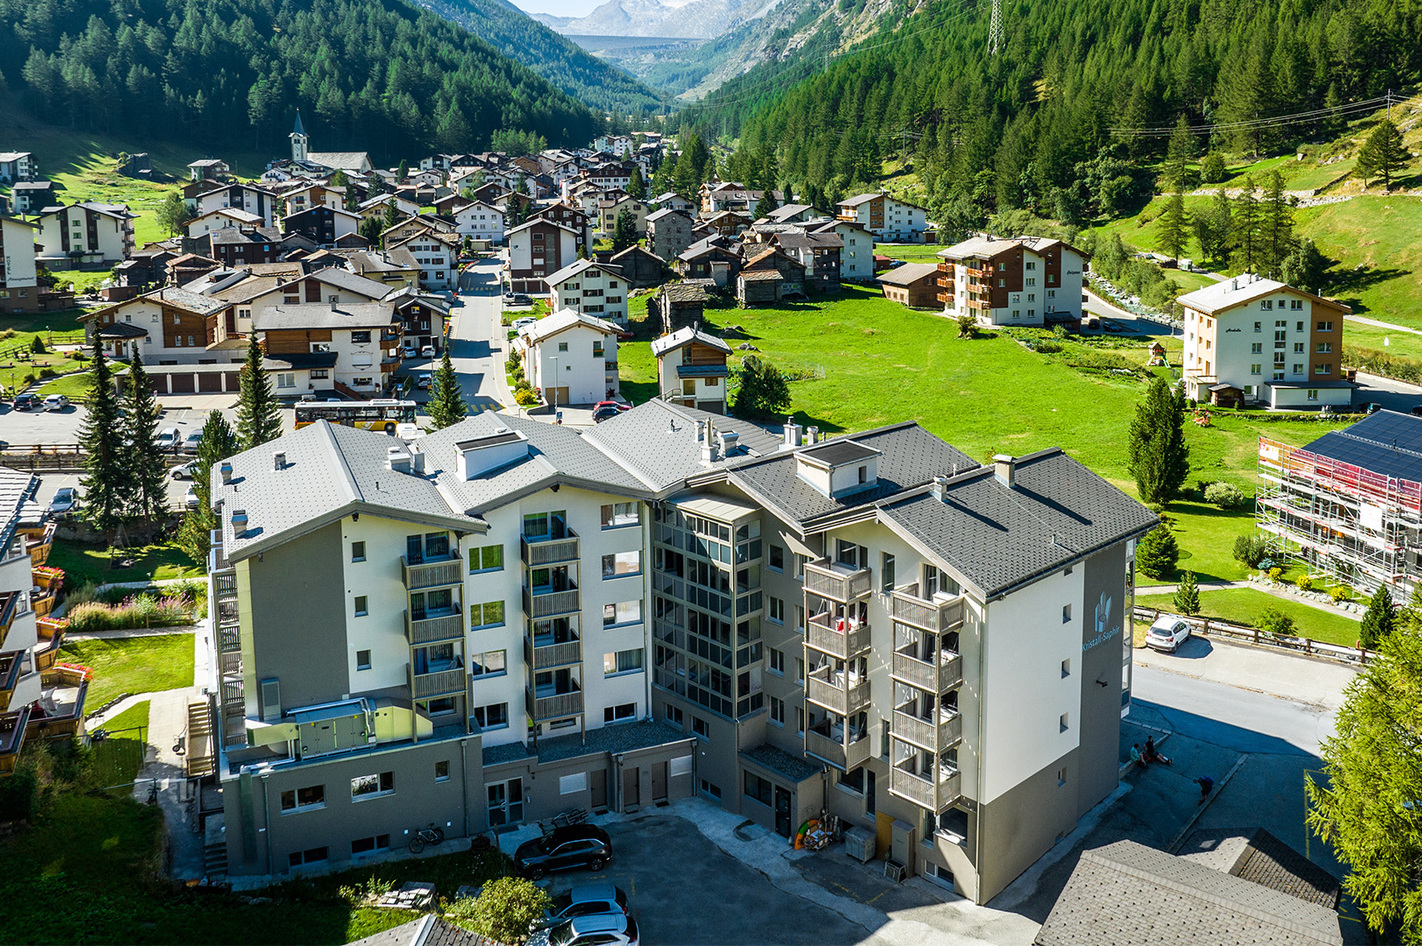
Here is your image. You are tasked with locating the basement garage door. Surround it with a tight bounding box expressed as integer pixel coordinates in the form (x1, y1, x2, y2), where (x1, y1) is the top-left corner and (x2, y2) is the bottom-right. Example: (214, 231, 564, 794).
(170, 373, 196, 394)
(198, 372, 222, 393)
(547, 387, 570, 407)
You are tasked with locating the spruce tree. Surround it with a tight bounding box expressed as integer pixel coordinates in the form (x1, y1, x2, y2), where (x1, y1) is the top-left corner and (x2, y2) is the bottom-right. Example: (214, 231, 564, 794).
(1136, 526, 1180, 580)
(1359, 585, 1396, 650)
(77, 337, 128, 545)
(1173, 570, 1201, 616)
(1162, 115, 1198, 191)
(626, 167, 645, 200)
(1230, 176, 1262, 273)
(612, 209, 637, 253)
(176, 410, 239, 566)
(1157, 188, 1190, 263)
(1128, 375, 1190, 505)
(237, 334, 281, 450)
(123, 348, 168, 521)
(754, 188, 779, 219)
(1356, 119, 1413, 191)
(1259, 170, 1295, 278)
(427, 349, 467, 430)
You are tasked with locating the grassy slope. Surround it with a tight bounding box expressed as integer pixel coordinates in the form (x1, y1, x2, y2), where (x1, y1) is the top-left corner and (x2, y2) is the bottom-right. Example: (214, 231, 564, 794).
(47, 540, 202, 587)
(1136, 587, 1360, 647)
(59, 634, 196, 707)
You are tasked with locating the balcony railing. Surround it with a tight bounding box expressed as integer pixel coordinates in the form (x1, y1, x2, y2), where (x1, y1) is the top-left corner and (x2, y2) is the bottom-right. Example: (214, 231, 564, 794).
(525, 636, 581, 669)
(219, 651, 241, 676)
(218, 623, 241, 654)
(806, 667, 870, 716)
(0, 653, 25, 712)
(892, 708, 963, 751)
(890, 763, 961, 813)
(891, 648, 962, 693)
(0, 591, 17, 650)
(0, 707, 31, 775)
(405, 609, 465, 645)
(410, 664, 466, 699)
(212, 569, 237, 601)
(402, 555, 462, 590)
(805, 613, 871, 659)
(891, 585, 965, 633)
(804, 560, 872, 602)
(523, 585, 580, 619)
(521, 533, 580, 567)
(805, 726, 872, 771)
(526, 684, 583, 720)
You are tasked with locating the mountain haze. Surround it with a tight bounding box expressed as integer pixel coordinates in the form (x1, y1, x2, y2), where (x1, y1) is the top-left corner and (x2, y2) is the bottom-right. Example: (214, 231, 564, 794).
(534, 0, 779, 39)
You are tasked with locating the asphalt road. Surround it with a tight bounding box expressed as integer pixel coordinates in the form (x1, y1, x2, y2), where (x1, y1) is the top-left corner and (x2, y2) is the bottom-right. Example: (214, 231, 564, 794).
(451, 259, 509, 412)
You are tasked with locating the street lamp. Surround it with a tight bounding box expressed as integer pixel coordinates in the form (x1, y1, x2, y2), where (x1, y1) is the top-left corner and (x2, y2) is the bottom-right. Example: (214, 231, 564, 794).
(551, 356, 559, 413)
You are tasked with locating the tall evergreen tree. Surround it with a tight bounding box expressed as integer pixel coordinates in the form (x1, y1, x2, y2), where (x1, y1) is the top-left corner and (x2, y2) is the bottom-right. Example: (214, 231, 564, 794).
(1259, 170, 1295, 278)
(427, 349, 467, 430)
(754, 188, 779, 219)
(123, 348, 168, 521)
(1360, 585, 1396, 650)
(1308, 588, 1422, 942)
(626, 167, 645, 200)
(237, 334, 281, 450)
(1193, 187, 1232, 267)
(1128, 375, 1190, 505)
(77, 338, 128, 545)
(612, 209, 637, 253)
(176, 411, 239, 566)
(1156, 188, 1190, 263)
(1356, 119, 1413, 191)
(1162, 115, 1198, 191)
(1230, 176, 1262, 273)
(1173, 570, 1201, 616)
(1279, 239, 1329, 295)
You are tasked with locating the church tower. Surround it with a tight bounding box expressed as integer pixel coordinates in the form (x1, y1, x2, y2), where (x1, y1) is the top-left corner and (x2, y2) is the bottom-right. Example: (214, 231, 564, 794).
(290, 110, 309, 163)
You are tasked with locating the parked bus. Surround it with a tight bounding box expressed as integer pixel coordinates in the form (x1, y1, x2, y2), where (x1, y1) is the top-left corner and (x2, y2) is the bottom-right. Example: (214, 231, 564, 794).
(293, 399, 417, 433)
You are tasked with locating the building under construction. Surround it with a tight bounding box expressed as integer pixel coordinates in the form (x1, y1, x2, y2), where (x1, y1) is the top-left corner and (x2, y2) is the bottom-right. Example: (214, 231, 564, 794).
(1256, 411, 1422, 598)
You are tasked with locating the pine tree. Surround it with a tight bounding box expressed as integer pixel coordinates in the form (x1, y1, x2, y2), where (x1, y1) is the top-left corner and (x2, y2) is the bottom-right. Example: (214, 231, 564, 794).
(626, 167, 645, 200)
(1307, 588, 1422, 941)
(1259, 170, 1295, 278)
(176, 410, 239, 566)
(1162, 115, 1198, 191)
(754, 188, 779, 219)
(77, 337, 129, 545)
(427, 349, 467, 430)
(358, 214, 383, 248)
(123, 348, 168, 521)
(1356, 119, 1413, 191)
(1230, 176, 1262, 273)
(237, 334, 281, 450)
(1128, 375, 1190, 504)
(1279, 239, 1329, 294)
(1173, 570, 1201, 616)
(1157, 189, 1190, 263)
(1360, 585, 1396, 650)
(612, 209, 637, 253)
(1136, 526, 1180, 580)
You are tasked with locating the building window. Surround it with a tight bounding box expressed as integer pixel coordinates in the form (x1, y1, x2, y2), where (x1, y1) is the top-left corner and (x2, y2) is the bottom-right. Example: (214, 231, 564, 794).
(692, 716, 709, 738)
(602, 550, 641, 579)
(474, 703, 509, 730)
(699, 779, 721, 801)
(1253, 321, 1261, 333)
(1251, 364, 1261, 374)
(289, 847, 328, 868)
(434, 761, 450, 782)
(666, 704, 684, 726)
(469, 544, 504, 572)
(604, 703, 637, 723)
(603, 648, 645, 676)
(351, 835, 390, 857)
(1062, 604, 1071, 624)
(558, 341, 569, 353)
(351, 331, 371, 343)
(1315, 364, 1331, 375)
(1061, 659, 1071, 678)
(1251, 343, 1262, 354)
(1293, 364, 1304, 374)
(356, 650, 371, 671)
(279, 785, 325, 812)
(603, 600, 642, 626)
(744, 773, 774, 807)
(354, 595, 368, 617)
(1294, 342, 1305, 353)
(470, 601, 505, 628)
(769, 696, 785, 726)
(351, 541, 365, 562)
(1307, 388, 1320, 401)
(470, 650, 507, 678)
(1059, 713, 1069, 733)
(768, 545, 784, 572)
(1317, 321, 1333, 332)
(795, 706, 805, 735)
(351, 772, 394, 800)
(767, 597, 785, 624)
(1057, 767, 1067, 787)
(601, 502, 640, 529)
(1316, 342, 1333, 354)
(768, 648, 784, 675)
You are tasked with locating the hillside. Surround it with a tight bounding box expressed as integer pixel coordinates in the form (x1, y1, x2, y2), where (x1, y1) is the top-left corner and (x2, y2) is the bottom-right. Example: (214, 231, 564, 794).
(410, 0, 665, 114)
(0, 0, 601, 162)
(532, 0, 774, 39)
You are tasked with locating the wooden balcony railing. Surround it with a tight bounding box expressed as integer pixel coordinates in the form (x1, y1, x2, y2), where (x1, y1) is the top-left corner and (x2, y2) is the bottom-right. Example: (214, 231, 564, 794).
(526, 636, 581, 669)
(521, 533, 580, 567)
(526, 685, 583, 720)
(806, 668, 870, 716)
(805, 726, 872, 771)
(805, 613, 871, 659)
(804, 560, 872, 602)
(523, 586, 580, 619)
(402, 556, 462, 590)
(410, 665, 466, 699)
(890, 585, 965, 633)
(892, 708, 963, 751)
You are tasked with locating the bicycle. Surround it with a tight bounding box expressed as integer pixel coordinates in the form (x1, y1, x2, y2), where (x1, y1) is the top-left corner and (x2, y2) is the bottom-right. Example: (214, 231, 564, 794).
(408, 823, 445, 854)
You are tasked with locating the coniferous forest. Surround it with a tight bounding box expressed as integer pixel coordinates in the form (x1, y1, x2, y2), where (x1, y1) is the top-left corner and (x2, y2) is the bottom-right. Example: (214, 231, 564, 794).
(687, 0, 1422, 228)
(0, 0, 605, 160)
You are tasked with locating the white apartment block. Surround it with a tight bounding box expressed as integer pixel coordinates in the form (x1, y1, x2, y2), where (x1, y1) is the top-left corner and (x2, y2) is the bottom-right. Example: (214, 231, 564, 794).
(0, 216, 40, 313)
(816, 220, 875, 283)
(544, 260, 628, 325)
(195, 184, 278, 228)
(938, 236, 1086, 328)
(450, 202, 505, 243)
(1178, 274, 1350, 410)
(516, 308, 621, 406)
(192, 403, 1153, 900)
(34, 203, 135, 266)
(0, 152, 37, 184)
(388, 232, 458, 292)
(837, 193, 929, 243)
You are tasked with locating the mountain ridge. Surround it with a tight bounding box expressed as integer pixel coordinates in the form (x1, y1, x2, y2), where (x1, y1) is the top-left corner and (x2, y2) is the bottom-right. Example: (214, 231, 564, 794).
(532, 0, 779, 40)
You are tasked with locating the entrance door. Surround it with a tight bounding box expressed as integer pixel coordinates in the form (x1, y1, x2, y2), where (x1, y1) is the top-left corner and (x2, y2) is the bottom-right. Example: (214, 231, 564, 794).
(774, 786, 792, 838)
(548, 386, 570, 407)
(589, 769, 608, 810)
(622, 767, 640, 809)
(651, 761, 668, 802)
(487, 778, 524, 826)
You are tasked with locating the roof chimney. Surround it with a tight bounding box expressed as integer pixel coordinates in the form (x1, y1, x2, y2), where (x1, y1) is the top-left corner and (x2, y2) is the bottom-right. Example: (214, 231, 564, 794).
(806, 426, 819, 445)
(719, 429, 739, 456)
(993, 454, 1016, 488)
(387, 444, 412, 474)
(231, 509, 248, 535)
(696, 419, 706, 443)
(931, 475, 948, 502)
(219, 461, 234, 485)
(272, 451, 286, 471)
(782, 417, 802, 450)
(702, 418, 719, 464)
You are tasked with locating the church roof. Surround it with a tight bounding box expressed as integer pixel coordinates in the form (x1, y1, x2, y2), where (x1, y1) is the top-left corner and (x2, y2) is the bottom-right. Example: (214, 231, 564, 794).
(291, 110, 306, 137)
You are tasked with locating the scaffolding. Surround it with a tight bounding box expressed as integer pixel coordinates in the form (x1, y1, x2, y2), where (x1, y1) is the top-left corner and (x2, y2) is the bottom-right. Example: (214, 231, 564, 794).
(1256, 437, 1422, 598)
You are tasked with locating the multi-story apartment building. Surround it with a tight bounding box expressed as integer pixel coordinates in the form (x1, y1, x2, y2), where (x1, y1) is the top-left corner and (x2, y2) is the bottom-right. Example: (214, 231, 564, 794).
(195, 184, 279, 228)
(1179, 274, 1351, 409)
(449, 201, 506, 244)
(196, 403, 1152, 898)
(282, 206, 361, 248)
(0, 152, 37, 184)
(0, 215, 40, 314)
(937, 236, 1086, 329)
(544, 260, 628, 325)
(34, 203, 136, 266)
(255, 301, 402, 397)
(207, 227, 285, 268)
(646, 209, 694, 263)
(813, 220, 875, 283)
(82, 286, 232, 364)
(837, 193, 928, 243)
(387, 231, 458, 292)
(507, 220, 579, 295)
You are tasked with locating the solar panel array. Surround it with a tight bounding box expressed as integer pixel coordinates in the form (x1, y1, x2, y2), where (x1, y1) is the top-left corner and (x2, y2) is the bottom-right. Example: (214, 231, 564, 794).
(1303, 411, 1422, 482)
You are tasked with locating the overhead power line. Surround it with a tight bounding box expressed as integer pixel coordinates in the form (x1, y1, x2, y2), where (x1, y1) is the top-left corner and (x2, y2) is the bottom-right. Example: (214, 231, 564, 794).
(1109, 94, 1393, 138)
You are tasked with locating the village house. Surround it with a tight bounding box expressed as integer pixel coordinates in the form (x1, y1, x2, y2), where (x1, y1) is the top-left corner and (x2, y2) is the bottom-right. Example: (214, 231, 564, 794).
(188, 208, 265, 239)
(196, 183, 279, 228)
(207, 227, 285, 268)
(544, 259, 629, 325)
(187, 158, 230, 182)
(937, 235, 1086, 328)
(813, 219, 876, 283)
(282, 206, 361, 247)
(387, 287, 448, 355)
(647, 208, 694, 263)
(771, 231, 842, 294)
(256, 300, 399, 398)
(507, 219, 579, 295)
(652, 325, 731, 414)
(344, 248, 422, 289)
(651, 191, 696, 215)
(306, 151, 374, 176)
(283, 183, 347, 216)
(9, 182, 55, 216)
(703, 211, 752, 238)
(736, 248, 806, 306)
(82, 285, 233, 364)
(676, 238, 742, 289)
(0, 152, 38, 183)
(530, 201, 591, 251)
(655, 281, 709, 334)
(34, 202, 136, 266)
(598, 194, 651, 239)
(608, 245, 666, 290)
(516, 308, 622, 406)
(358, 193, 422, 222)
(387, 230, 459, 292)
(837, 192, 930, 243)
(878, 262, 942, 308)
(0, 216, 41, 313)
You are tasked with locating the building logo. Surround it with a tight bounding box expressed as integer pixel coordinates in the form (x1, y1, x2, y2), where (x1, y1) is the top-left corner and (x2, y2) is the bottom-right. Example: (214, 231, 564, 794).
(1083, 591, 1119, 652)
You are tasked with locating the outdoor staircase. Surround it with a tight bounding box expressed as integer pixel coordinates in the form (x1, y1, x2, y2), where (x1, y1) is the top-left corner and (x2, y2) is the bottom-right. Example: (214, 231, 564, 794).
(203, 840, 228, 878)
(184, 699, 215, 779)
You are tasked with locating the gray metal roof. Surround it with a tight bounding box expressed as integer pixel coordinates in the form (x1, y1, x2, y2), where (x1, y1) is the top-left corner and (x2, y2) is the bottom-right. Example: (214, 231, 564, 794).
(877, 262, 941, 286)
(253, 302, 395, 331)
(1035, 840, 1342, 946)
(582, 401, 783, 493)
(0, 467, 37, 553)
(651, 326, 730, 357)
(879, 449, 1158, 599)
(278, 267, 392, 300)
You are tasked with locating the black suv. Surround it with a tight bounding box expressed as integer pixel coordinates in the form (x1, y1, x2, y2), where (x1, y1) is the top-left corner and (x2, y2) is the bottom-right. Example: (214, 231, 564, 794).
(514, 825, 611, 879)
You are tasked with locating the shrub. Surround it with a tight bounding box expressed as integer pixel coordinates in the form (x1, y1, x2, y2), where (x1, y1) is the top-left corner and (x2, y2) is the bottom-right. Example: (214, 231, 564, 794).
(955, 314, 979, 339)
(451, 876, 552, 943)
(38, 367, 56, 378)
(30, 336, 46, 354)
(1256, 607, 1296, 637)
(1233, 534, 1270, 567)
(1136, 526, 1180, 580)
(63, 594, 192, 632)
(1329, 586, 1351, 604)
(1268, 566, 1283, 581)
(514, 387, 540, 407)
(1204, 482, 1247, 508)
(1295, 575, 1314, 592)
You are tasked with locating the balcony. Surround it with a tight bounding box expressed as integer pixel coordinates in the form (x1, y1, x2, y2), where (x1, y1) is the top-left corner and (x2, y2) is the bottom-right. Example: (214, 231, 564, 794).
(892, 647, 962, 693)
(402, 555, 462, 590)
(891, 585, 965, 633)
(525, 634, 581, 669)
(34, 618, 65, 671)
(523, 583, 580, 619)
(806, 666, 870, 716)
(0, 652, 29, 712)
(0, 591, 17, 650)
(521, 531, 580, 567)
(890, 762, 962, 813)
(805, 722, 872, 771)
(526, 683, 583, 720)
(405, 609, 465, 645)
(24, 522, 55, 567)
(26, 666, 88, 742)
(892, 706, 962, 751)
(804, 560, 872, 602)
(409, 661, 466, 699)
(805, 612, 871, 659)
(212, 569, 237, 601)
(0, 707, 31, 775)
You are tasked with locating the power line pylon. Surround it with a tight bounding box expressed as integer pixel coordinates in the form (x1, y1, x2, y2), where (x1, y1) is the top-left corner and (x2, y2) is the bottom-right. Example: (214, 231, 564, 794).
(988, 0, 1003, 55)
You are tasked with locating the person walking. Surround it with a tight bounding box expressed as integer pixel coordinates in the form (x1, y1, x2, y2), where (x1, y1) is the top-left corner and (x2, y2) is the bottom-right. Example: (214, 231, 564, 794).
(1194, 775, 1214, 804)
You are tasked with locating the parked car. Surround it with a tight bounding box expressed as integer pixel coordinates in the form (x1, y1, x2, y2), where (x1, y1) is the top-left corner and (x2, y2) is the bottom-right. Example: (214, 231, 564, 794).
(514, 824, 612, 879)
(512, 317, 538, 333)
(43, 394, 69, 411)
(156, 427, 182, 450)
(47, 487, 79, 518)
(592, 404, 623, 424)
(415, 376, 432, 391)
(528, 913, 638, 946)
(533, 885, 629, 931)
(12, 393, 40, 411)
(421, 345, 436, 358)
(183, 430, 204, 453)
(593, 401, 627, 413)
(1145, 615, 1192, 653)
(171, 459, 199, 480)
(402, 345, 418, 359)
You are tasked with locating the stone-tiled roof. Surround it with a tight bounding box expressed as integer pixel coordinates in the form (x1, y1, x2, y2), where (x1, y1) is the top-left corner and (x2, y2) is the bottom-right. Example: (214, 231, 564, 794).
(1181, 828, 1341, 910)
(741, 743, 819, 784)
(651, 326, 729, 358)
(583, 401, 782, 493)
(877, 262, 941, 286)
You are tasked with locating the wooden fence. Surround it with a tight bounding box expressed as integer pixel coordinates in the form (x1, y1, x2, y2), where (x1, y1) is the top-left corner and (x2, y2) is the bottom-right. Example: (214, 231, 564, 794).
(0, 445, 85, 472)
(1133, 605, 1373, 667)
